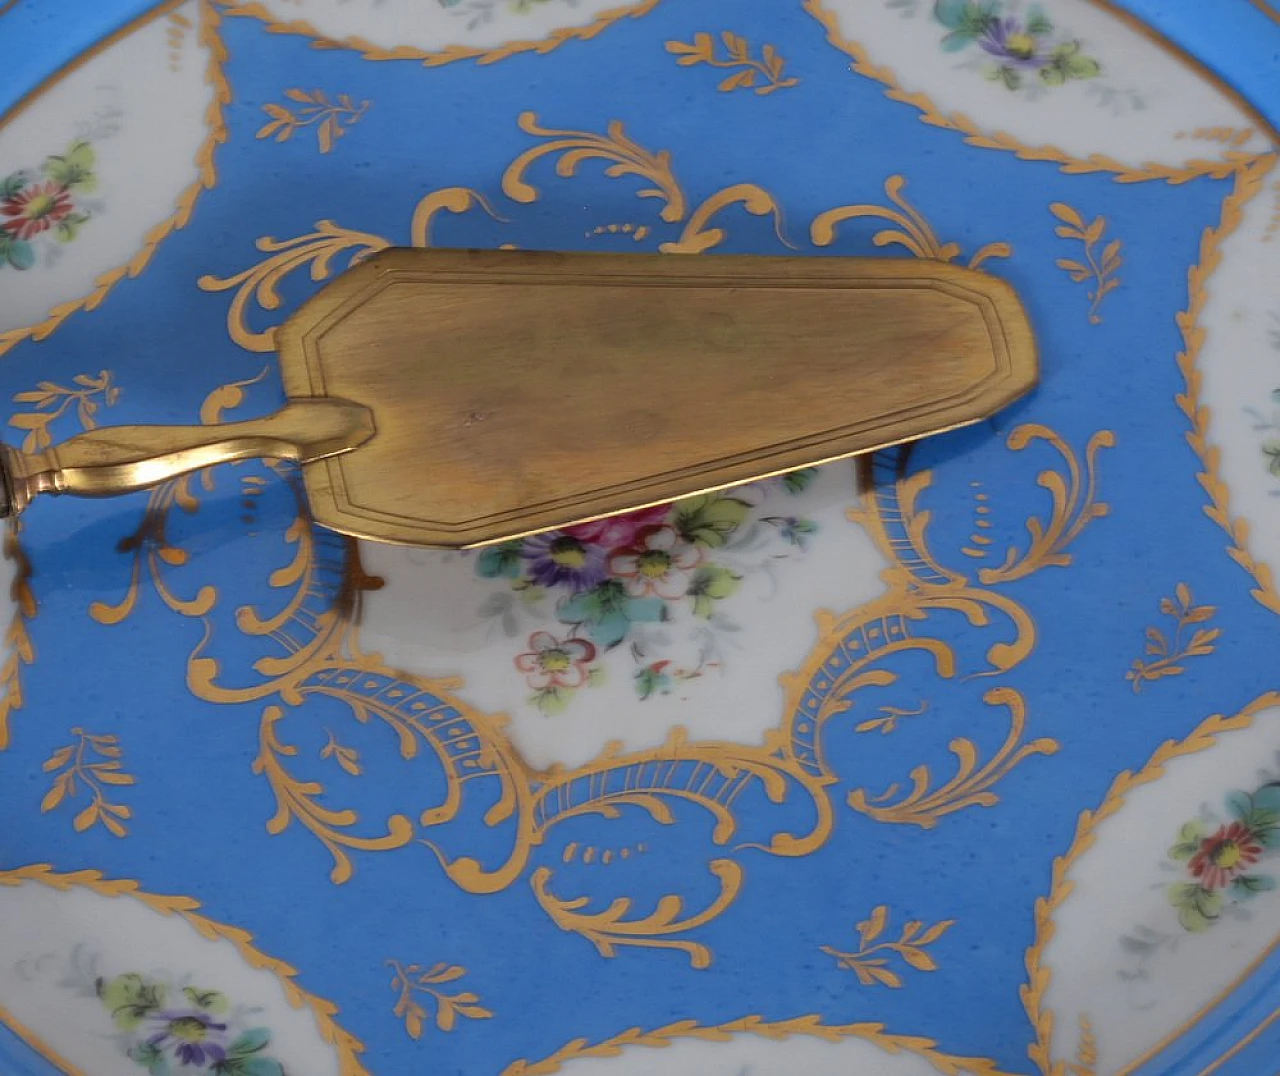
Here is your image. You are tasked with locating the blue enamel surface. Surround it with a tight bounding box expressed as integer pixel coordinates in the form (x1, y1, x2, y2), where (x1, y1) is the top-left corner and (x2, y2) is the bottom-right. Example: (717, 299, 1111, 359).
(0, 3, 1278, 1075)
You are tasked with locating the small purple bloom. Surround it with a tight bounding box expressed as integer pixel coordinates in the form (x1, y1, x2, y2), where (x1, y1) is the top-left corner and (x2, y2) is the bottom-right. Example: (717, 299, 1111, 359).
(979, 18, 1048, 67)
(522, 532, 610, 591)
(146, 1009, 229, 1068)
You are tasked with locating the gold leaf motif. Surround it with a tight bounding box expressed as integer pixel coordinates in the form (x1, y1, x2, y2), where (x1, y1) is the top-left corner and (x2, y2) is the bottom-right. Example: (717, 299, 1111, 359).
(1126, 583, 1219, 691)
(8, 370, 120, 453)
(320, 727, 362, 776)
(821, 906, 953, 987)
(665, 32, 799, 95)
(1049, 202, 1123, 323)
(256, 88, 370, 153)
(387, 959, 492, 1039)
(40, 728, 135, 838)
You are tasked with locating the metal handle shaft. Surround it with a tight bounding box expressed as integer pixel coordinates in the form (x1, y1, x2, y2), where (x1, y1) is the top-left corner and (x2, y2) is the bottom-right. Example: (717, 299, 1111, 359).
(0, 398, 374, 518)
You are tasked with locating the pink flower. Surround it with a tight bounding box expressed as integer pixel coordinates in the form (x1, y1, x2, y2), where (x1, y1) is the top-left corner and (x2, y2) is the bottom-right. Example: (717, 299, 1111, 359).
(565, 504, 671, 551)
(1189, 821, 1264, 890)
(2, 181, 73, 240)
(514, 631, 597, 690)
(610, 525, 701, 599)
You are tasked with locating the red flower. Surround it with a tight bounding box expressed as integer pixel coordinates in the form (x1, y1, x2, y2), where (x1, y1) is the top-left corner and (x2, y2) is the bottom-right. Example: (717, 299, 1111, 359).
(514, 631, 597, 690)
(1189, 821, 1263, 890)
(2, 181, 74, 240)
(565, 504, 671, 552)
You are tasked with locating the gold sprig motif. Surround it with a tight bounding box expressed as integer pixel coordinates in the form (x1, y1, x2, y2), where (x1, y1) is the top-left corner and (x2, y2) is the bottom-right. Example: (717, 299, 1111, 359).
(1051, 203, 1122, 324)
(257, 89, 370, 154)
(9, 370, 120, 453)
(821, 905, 953, 987)
(666, 32, 798, 94)
(1126, 583, 1219, 691)
(387, 960, 491, 1038)
(41, 728, 135, 837)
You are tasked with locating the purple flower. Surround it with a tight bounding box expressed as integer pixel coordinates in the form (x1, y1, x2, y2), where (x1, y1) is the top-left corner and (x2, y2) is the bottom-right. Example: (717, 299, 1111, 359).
(979, 18, 1049, 67)
(146, 1009, 229, 1067)
(522, 532, 610, 591)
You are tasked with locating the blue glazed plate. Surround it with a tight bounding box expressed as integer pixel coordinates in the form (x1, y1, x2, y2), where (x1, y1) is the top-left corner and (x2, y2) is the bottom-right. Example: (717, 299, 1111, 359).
(1, 2, 1279, 1074)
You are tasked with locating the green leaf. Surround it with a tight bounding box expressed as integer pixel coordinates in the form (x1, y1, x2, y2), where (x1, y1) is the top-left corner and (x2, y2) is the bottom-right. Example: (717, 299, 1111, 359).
(1026, 4, 1052, 34)
(1168, 819, 1205, 860)
(229, 1028, 272, 1057)
(1265, 441, 1280, 477)
(939, 29, 975, 50)
(781, 468, 817, 494)
(1226, 790, 1254, 822)
(590, 610, 631, 648)
(689, 564, 742, 618)
(1168, 882, 1222, 933)
(622, 595, 666, 624)
(477, 541, 523, 579)
(558, 582, 663, 646)
(43, 141, 96, 190)
(1063, 53, 1100, 80)
(934, 0, 996, 35)
(131, 1042, 171, 1076)
(634, 665, 671, 700)
(1231, 874, 1277, 899)
(100, 974, 166, 1030)
(183, 986, 229, 1014)
(989, 64, 1021, 89)
(672, 494, 750, 548)
(0, 172, 25, 199)
(6, 239, 34, 270)
(532, 686, 570, 714)
(55, 212, 88, 243)
(239, 1059, 286, 1076)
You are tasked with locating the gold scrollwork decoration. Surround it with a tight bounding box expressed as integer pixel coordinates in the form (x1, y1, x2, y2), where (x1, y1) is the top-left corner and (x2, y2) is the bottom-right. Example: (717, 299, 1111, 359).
(201, 113, 793, 355)
(532, 859, 742, 969)
(848, 687, 1058, 828)
(978, 425, 1114, 586)
(197, 222, 390, 353)
(503, 112, 685, 221)
(811, 174, 1011, 268)
(254, 704, 416, 885)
